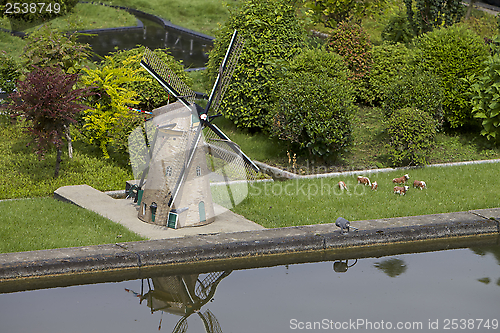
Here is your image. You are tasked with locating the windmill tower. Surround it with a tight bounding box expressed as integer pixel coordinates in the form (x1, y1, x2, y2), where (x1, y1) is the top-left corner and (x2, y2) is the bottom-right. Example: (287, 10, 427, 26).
(129, 30, 259, 228)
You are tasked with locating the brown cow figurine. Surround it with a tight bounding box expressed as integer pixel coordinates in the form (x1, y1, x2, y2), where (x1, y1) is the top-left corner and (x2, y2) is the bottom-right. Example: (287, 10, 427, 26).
(393, 174, 410, 184)
(338, 181, 348, 191)
(413, 180, 427, 190)
(357, 176, 371, 186)
(393, 185, 409, 195)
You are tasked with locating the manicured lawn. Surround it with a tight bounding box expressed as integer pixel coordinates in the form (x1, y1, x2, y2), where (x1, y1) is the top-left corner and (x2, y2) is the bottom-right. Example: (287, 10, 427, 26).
(0, 122, 134, 199)
(0, 197, 145, 253)
(232, 162, 500, 228)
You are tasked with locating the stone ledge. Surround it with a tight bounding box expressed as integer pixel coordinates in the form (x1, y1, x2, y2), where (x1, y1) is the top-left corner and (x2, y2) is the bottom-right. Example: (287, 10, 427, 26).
(0, 209, 498, 281)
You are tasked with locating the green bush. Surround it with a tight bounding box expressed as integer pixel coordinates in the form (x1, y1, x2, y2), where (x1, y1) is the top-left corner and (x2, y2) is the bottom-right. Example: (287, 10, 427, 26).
(79, 57, 146, 158)
(364, 42, 413, 105)
(21, 23, 92, 74)
(469, 52, 500, 142)
(414, 24, 489, 128)
(287, 48, 351, 81)
(206, 0, 306, 130)
(385, 107, 436, 166)
(381, 11, 415, 44)
(268, 71, 355, 160)
(302, 0, 390, 29)
(101, 46, 191, 112)
(0, 51, 20, 95)
(382, 69, 444, 126)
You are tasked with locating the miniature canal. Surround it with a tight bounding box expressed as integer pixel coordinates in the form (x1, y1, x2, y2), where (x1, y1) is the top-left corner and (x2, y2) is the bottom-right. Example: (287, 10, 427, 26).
(76, 7, 212, 69)
(1, 236, 499, 332)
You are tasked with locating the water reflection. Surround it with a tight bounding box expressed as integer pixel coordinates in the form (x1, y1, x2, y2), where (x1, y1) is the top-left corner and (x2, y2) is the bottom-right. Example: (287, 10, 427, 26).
(332, 259, 358, 273)
(373, 258, 407, 278)
(126, 271, 231, 332)
(470, 244, 500, 288)
(1, 237, 499, 332)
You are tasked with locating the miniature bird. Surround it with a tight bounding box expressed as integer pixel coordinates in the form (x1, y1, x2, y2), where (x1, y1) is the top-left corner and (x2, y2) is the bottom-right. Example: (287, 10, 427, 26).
(335, 217, 358, 234)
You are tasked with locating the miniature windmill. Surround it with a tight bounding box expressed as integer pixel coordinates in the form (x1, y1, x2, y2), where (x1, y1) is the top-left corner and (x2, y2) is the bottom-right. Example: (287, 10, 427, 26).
(128, 30, 259, 228)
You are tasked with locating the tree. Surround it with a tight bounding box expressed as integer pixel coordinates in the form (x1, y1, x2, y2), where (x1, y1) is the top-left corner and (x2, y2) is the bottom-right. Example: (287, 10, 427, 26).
(302, 0, 389, 29)
(403, 0, 465, 36)
(7, 66, 93, 177)
(206, 0, 306, 130)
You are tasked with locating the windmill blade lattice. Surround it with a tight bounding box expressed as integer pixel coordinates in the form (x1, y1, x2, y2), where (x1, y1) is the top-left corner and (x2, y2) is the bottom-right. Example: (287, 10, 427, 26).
(141, 48, 196, 107)
(205, 31, 245, 115)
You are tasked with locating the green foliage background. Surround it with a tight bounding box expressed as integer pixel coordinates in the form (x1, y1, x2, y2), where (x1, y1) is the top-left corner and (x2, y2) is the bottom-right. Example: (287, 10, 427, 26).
(414, 24, 489, 128)
(385, 107, 437, 166)
(469, 50, 500, 142)
(206, 0, 306, 130)
(268, 49, 355, 159)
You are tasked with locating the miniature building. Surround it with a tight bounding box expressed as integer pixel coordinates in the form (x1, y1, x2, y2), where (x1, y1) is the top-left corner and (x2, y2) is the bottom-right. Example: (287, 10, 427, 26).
(138, 101, 215, 228)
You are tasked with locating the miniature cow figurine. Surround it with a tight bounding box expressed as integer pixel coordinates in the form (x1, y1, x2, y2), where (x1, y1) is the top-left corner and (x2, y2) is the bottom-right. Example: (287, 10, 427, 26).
(394, 185, 409, 195)
(392, 174, 410, 184)
(371, 181, 378, 191)
(413, 180, 427, 190)
(338, 181, 348, 191)
(357, 176, 371, 186)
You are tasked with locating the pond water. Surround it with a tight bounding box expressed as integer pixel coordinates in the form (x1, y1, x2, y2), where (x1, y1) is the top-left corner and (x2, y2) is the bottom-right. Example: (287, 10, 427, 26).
(1, 236, 499, 332)
(77, 10, 213, 69)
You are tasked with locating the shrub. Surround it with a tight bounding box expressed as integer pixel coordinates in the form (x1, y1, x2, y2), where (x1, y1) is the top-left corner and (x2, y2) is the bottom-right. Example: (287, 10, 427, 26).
(6, 66, 92, 177)
(79, 58, 146, 158)
(206, 0, 306, 130)
(364, 42, 413, 105)
(101, 46, 191, 112)
(21, 23, 92, 74)
(385, 107, 437, 166)
(287, 48, 351, 81)
(0, 51, 20, 95)
(268, 71, 355, 160)
(381, 11, 415, 44)
(403, 0, 465, 36)
(414, 24, 489, 128)
(382, 69, 444, 126)
(302, 0, 390, 29)
(327, 21, 372, 81)
(469, 52, 500, 142)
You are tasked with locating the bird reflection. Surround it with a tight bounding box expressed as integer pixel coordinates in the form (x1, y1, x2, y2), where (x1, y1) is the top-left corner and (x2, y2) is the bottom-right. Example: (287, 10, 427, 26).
(125, 271, 231, 332)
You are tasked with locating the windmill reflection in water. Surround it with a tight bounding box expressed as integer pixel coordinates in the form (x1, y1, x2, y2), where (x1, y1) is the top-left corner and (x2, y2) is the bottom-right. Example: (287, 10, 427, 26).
(125, 271, 232, 332)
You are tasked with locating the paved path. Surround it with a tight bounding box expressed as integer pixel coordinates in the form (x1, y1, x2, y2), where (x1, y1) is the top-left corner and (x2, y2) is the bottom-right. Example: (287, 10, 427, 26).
(53, 184, 264, 240)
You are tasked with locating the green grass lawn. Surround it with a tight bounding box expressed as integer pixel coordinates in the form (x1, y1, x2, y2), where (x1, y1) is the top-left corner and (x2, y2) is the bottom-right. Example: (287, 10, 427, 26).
(0, 2, 137, 32)
(0, 122, 134, 199)
(0, 197, 145, 253)
(232, 162, 500, 228)
(98, 0, 231, 35)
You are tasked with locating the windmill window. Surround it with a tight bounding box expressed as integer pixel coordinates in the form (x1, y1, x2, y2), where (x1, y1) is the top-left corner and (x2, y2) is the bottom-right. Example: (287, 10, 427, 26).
(165, 166, 172, 177)
(196, 166, 201, 177)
